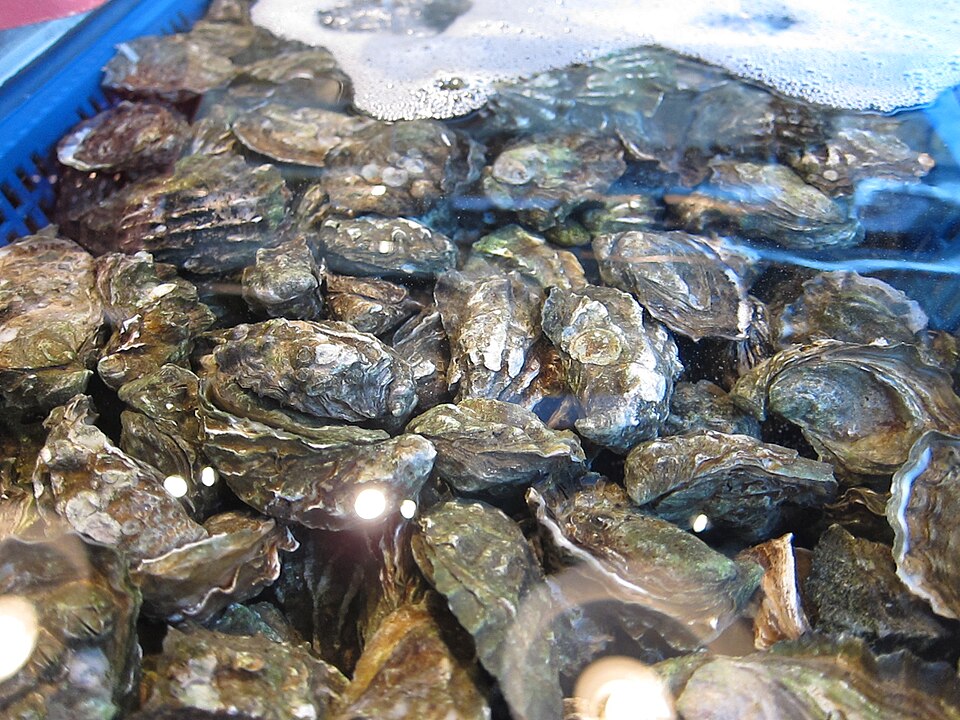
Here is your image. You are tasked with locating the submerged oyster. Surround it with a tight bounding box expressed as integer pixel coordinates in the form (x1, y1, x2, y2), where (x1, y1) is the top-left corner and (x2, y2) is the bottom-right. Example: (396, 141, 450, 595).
(324, 272, 420, 336)
(465, 224, 587, 293)
(666, 161, 863, 250)
(406, 398, 585, 496)
(0, 234, 103, 416)
(733, 341, 960, 476)
(412, 499, 563, 720)
(623, 430, 837, 541)
(482, 133, 626, 230)
(887, 430, 960, 620)
(241, 236, 325, 320)
(391, 307, 451, 411)
(541, 284, 682, 453)
(593, 230, 755, 341)
(663, 380, 761, 438)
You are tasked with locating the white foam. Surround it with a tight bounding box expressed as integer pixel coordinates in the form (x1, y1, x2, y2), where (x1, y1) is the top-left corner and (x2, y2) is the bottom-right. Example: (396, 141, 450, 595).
(251, 0, 960, 120)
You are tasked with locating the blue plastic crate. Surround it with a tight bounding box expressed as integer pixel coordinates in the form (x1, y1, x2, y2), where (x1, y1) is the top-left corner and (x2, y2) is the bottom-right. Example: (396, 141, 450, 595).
(0, 0, 211, 244)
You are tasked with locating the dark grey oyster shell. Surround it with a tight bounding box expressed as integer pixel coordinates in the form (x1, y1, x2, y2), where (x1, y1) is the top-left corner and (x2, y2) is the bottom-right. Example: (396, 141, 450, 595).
(594, 229, 755, 341)
(623, 430, 837, 541)
(805, 524, 953, 655)
(102, 33, 236, 102)
(465, 224, 588, 292)
(238, 48, 341, 84)
(241, 236, 325, 320)
(324, 272, 420, 336)
(732, 341, 960, 476)
(72, 154, 289, 274)
(391, 307, 451, 411)
(138, 627, 347, 720)
(206, 601, 304, 645)
(887, 430, 960, 619)
(412, 499, 563, 720)
(541, 284, 682, 454)
(95, 251, 215, 390)
(482, 133, 626, 230)
(527, 477, 762, 647)
(777, 271, 929, 348)
(663, 380, 761, 438)
(56, 101, 188, 174)
(0, 234, 104, 416)
(199, 318, 418, 431)
(406, 398, 585, 496)
(666, 161, 864, 250)
(311, 215, 458, 279)
(0, 534, 141, 720)
(580, 194, 662, 237)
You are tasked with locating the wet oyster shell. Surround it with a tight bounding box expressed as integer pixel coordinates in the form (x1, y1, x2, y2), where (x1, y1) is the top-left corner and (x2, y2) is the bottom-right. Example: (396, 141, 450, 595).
(391, 307, 451, 411)
(241, 236, 325, 320)
(95, 251, 215, 390)
(663, 380, 761, 438)
(412, 499, 563, 720)
(311, 215, 458, 279)
(666, 161, 864, 250)
(206, 601, 304, 645)
(0, 234, 104, 416)
(886, 430, 960, 619)
(199, 318, 418, 431)
(406, 398, 585, 496)
(57, 101, 188, 174)
(541, 284, 682, 454)
(324, 272, 420, 336)
(731, 341, 960, 476)
(482, 133, 626, 231)
(465, 224, 588, 293)
(138, 627, 347, 720)
(73, 154, 289, 274)
(593, 229, 755, 341)
(623, 430, 837, 541)
(0, 534, 141, 720)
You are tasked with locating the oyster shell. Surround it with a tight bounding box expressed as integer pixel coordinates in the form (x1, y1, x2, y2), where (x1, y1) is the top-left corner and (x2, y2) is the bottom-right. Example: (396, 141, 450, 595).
(95, 251, 215, 390)
(731, 341, 960, 476)
(541, 284, 682, 454)
(412, 499, 563, 720)
(666, 161, 864, 250)
(406, 398, 585, 496)
(241, 236, 325, 320)
(311, 215, 458, 279)
(0, 234, 104, 417)
(482, 133, 626, 230)
(465, 224, 588, 292)
(207, 601, 304, 645)
(324, 272, 420, 336)
(391, 307, 451, 411)
(663, 380, 761, 438)
(886, 430, 960, 619)
(623, 430, 837, 541)
(593, 229, 755, 341)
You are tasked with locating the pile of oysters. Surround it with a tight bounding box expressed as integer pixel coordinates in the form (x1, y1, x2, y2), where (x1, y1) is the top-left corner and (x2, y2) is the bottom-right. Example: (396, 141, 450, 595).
(2, 1, 960, 718)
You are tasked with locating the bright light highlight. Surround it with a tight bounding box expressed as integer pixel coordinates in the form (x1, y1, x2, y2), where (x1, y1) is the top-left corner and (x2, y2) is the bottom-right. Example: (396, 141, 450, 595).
(354, 487, 387, 520)
(575, 656, 676, 720)
(691, 513, 709, 533)
(163, 474, 189, 498)
(399, 499, 418, 519)
(0, 595, 39, 682)
(200, 466, 218, 487)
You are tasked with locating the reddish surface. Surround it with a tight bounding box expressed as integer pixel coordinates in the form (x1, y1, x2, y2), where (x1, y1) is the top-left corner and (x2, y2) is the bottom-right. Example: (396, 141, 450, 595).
(0, 0, 109, 30)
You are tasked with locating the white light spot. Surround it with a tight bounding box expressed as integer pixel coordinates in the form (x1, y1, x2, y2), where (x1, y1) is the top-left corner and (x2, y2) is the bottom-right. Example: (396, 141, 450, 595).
(200, 466, 218, 487)
(691, 513, 709, 533)
(0, 595, 39, 682)
(575, 656, 676, 720)
(370, 185, 387, 196)
(354, 487, 387, 520)
(399, 499, 418, 519)
(377, 239, 395, 254)
(163, 475, 189, 498)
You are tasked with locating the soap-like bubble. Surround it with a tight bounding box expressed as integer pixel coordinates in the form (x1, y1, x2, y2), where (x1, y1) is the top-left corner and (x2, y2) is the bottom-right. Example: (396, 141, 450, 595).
(252, 0, 960, 120)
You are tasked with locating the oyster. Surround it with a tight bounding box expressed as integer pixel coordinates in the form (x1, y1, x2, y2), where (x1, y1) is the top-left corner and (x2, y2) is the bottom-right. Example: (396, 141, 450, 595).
(324, 272, 420, 336)
(805, 524, 952, 655)
(580, 194, 663, 237)
(391, 307, 451, 411)
(207, 601, 304, 645)
(56, 101, 188, 175)
(465, 224, 588, 292)
(95, 251, 215, 390)
(0, 234, 104, 417)
(311, 215, 458, 279)
(541, 284, 682, 454)
(663, 380, 761, 438)
(666, 161, 864, 250)
(102, 33, 236, 102)
(777, 270, 928, 348)
(412, 499, 563, 720)
(623, 430, 837, 541)
(0, 534, 140, 720)
(593, 230, 755, 341)
(482, 133, 626, 230)
(731, 341, 960, 476)
(886, 430, 960, 619)
(406, 398, 585, 496)
(72, 154, 289, 274)
(528, 477, 762, 647)
(199, 318, 418, 431)
(138, 627, 347, 720)
(241, 236, 325, 320)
